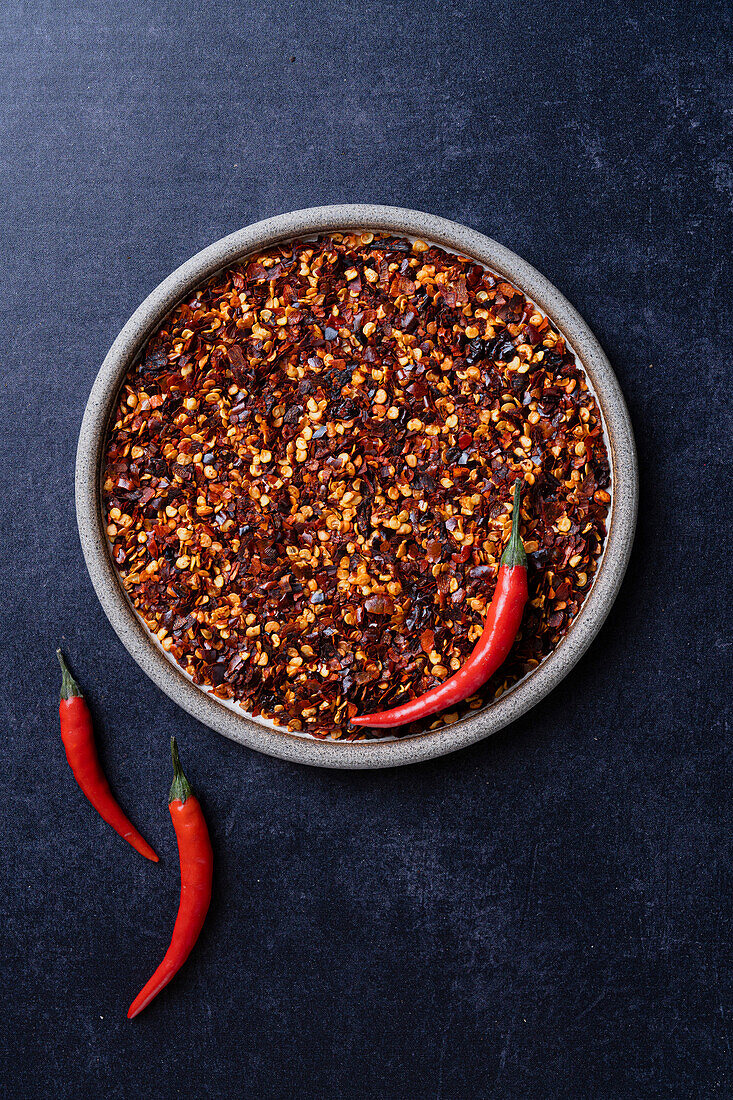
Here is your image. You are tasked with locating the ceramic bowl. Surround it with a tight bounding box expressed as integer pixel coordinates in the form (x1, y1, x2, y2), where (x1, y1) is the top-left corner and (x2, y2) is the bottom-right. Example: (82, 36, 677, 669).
(76, 205, 637, 768)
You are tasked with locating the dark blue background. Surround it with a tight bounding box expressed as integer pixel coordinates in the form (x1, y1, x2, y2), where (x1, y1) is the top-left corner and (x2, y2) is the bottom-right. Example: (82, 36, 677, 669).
(1, 1, 731, 1097)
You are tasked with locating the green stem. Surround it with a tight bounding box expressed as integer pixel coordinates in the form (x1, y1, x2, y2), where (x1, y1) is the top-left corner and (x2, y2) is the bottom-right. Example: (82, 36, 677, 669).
(57, 649, 82, 700)
(169, 737, 193, 805)
(500, 479, 528, 568)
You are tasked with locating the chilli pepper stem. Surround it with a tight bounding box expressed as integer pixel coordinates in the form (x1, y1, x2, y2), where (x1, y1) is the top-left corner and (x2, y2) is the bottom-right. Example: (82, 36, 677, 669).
(169, 737, 192, 805)
(500, 480, 528, 569)
(56, 649, 81, 699)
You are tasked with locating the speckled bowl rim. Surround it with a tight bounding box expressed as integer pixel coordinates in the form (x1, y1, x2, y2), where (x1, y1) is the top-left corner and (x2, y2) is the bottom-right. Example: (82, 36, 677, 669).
(76, 204, 637, 769)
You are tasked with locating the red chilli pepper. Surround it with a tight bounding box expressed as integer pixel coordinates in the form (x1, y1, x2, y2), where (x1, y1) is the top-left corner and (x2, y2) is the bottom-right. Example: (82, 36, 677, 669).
(128, 738, 213, 1019)
(57, 650, 158, 862)
(352, 479, 529, 729)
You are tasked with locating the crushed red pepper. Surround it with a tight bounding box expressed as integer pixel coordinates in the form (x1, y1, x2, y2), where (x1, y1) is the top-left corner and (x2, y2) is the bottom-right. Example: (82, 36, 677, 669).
(103, 233, 611, 739)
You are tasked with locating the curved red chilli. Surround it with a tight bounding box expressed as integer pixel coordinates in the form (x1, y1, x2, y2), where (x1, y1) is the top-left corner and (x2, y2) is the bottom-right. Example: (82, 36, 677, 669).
(57, 651, 158, 862)
(353, 480, 528, 728)
(128, 740, 212, 1019)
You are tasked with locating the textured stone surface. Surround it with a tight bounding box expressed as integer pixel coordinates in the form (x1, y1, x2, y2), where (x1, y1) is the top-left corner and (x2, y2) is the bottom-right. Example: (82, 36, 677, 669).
(0, 1, 730, 1097)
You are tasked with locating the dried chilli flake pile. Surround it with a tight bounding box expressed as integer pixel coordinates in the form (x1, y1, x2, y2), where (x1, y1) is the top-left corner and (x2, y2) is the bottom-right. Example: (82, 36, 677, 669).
(103, 233, 611, 739)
